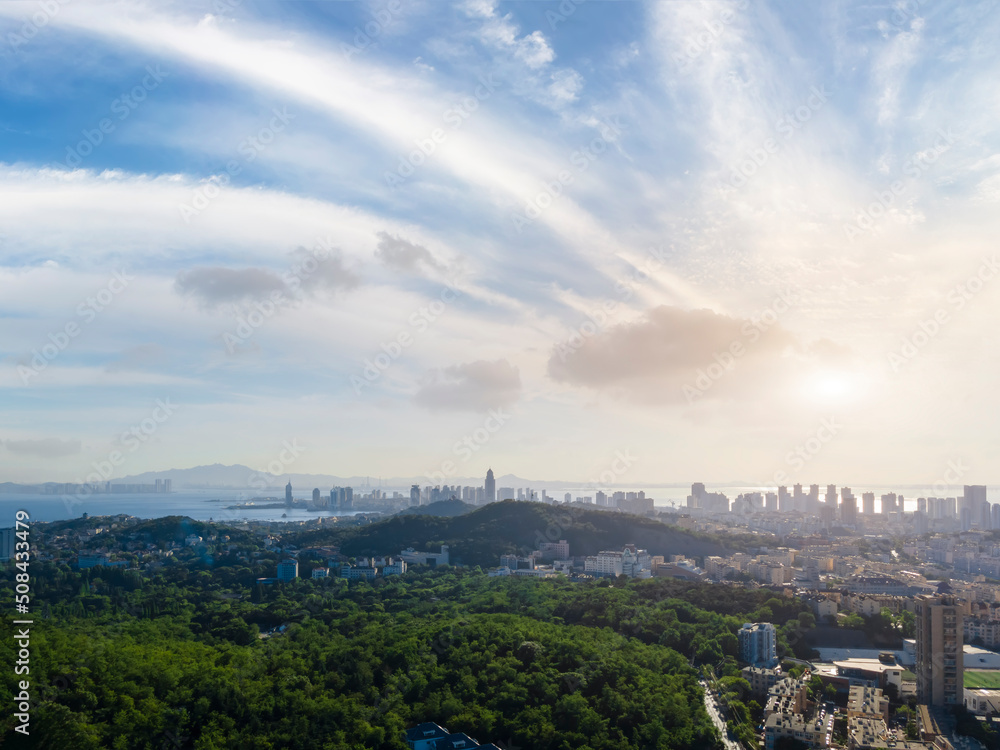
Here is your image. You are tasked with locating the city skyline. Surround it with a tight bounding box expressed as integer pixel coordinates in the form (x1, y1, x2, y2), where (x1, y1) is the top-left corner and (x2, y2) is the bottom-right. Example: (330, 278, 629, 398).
(3, 2, 1000, 486)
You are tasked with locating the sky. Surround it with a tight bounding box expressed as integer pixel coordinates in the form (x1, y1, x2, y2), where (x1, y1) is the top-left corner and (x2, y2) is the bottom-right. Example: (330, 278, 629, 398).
(1, 0, 999, 489)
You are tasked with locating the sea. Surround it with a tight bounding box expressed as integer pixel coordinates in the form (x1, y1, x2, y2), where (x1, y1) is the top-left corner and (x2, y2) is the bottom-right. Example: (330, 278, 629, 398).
(0, 488, 372, 525)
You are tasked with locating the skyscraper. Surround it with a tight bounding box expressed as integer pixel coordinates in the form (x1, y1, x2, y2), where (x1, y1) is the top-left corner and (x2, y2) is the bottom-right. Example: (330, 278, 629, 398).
(862, 492, 875, 515)
(840, 487, 857, 525)
(915, 594, 963, 706)
(778, 486, 791, 512)
(285, 480, 292, 505)
(966, 485, 989, 528)
(485, 468, 496, 504)
(410, 484, 420, 507)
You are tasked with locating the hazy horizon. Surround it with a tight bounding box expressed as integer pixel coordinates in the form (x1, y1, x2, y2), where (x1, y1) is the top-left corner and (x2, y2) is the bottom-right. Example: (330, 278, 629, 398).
(2, 2, 999, 489)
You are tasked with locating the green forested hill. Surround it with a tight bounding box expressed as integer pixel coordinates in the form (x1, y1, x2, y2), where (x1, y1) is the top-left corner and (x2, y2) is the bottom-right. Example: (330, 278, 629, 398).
(0, 566, 820, 749)
(296, 501, 730, 566)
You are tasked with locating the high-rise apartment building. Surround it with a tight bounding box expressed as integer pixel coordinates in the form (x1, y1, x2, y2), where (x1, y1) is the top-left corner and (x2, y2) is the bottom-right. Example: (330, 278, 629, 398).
(840, 489, 857, 525)
(285, 481, 293, 505)
(915, 594, 963, 706)
(485, 468, 496, 504)
(862, 492, 875, 515)
(739, 622, 778, 667)
(778, 486, 791, 512)
(410, 484, 420, 507)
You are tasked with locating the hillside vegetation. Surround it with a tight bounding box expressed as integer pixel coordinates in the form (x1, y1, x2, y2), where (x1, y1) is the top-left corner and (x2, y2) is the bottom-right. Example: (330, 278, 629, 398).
(294, 500, 730, 566)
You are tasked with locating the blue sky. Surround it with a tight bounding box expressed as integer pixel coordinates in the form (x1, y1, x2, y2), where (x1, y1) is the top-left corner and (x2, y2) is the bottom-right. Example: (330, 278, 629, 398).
(1, 0, 999, 488)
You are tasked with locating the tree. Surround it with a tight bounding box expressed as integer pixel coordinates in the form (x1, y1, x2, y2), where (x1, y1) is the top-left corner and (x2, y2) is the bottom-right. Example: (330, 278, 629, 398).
(841, 613, 865, 630)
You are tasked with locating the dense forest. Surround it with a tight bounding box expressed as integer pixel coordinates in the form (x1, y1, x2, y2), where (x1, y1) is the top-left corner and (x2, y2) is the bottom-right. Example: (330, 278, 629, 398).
(0, 555, 815, 749)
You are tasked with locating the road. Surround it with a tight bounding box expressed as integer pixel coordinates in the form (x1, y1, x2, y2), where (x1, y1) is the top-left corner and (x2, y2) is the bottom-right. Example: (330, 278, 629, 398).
(700, 680, 743, 750)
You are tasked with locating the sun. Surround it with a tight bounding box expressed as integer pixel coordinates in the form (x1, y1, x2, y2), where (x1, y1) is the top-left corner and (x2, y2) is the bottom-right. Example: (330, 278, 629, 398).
(804, 372, 860, 403)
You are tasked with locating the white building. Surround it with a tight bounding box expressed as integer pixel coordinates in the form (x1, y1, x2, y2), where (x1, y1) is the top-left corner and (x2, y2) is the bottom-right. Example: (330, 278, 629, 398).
(384, 559, 407, 576)
(340, 564, 377, 580)
(311, 567, 329, 579)
(398, 545, 449, 567)
(740, 622, 778, 667)
(584, 545, 651, 578)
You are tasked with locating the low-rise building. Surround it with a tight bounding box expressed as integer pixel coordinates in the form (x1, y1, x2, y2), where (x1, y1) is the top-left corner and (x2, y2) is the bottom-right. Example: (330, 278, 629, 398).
(584, 544, 651, 578)
(384, 559, 407, 576)
(964, 688, 1000, 715)
(276, 559, 298, 581)
(765, 673, 809, 717)
(847, 686, 890, 722)
(764, 711, 833, 750)
(404, 723, 448, 750)
(399, 545, 450, 567)
(742, 666, 781, 698)
(340, 564, 377, 581)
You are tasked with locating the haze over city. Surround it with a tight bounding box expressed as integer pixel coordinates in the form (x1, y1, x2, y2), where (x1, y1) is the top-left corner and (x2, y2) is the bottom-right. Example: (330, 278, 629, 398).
(2, 1, 999, 488)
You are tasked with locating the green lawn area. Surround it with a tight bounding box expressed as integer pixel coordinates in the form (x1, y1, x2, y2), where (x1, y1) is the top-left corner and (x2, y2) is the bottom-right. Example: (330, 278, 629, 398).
(965, 671, 1000, 688)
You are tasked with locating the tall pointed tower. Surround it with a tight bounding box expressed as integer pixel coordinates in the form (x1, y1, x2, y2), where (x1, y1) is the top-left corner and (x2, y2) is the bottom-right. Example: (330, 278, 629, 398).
(485, 468, 496, 504)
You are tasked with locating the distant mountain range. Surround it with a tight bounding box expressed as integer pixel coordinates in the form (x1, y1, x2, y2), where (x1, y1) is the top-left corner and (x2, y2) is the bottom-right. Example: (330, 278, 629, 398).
(2, 463, 703, 492)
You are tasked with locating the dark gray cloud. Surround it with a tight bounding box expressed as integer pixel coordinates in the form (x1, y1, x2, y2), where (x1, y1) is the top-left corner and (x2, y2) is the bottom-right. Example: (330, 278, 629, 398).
(175, 248, 359, 308)
(547, 305, 812, 403)
(3, 437, 82, 458)
(375, 231, 448, 275)
(288, 247, 360, 295)
(175, 267, 286, 306)
(414, 359, 521, 411)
